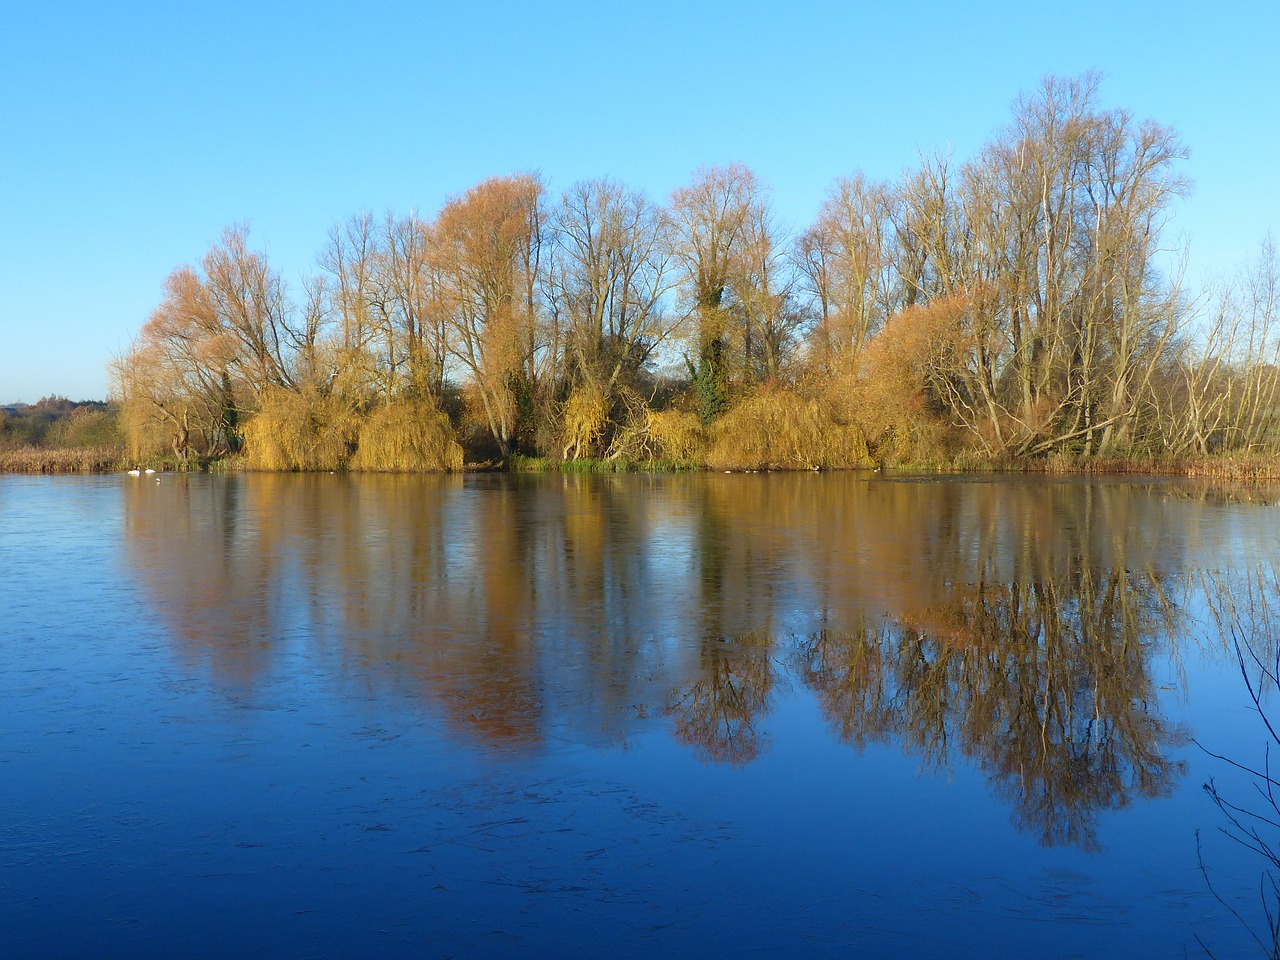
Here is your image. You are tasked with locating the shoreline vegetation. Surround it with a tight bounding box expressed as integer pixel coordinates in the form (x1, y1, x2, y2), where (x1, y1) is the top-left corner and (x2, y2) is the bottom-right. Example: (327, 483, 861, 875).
(7, 418, 1280, 483)
(11, 76, 1280, 482)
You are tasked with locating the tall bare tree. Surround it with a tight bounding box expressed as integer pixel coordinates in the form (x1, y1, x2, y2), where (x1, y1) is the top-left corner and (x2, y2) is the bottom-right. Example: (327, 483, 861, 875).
(548, 178, 677, 394)
(796, 173, 895, 368)
(670, 164, 762, 422)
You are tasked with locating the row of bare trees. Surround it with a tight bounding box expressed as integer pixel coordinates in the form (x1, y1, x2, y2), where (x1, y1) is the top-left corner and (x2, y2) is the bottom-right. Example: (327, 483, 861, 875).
(112, 74, 1280, 468)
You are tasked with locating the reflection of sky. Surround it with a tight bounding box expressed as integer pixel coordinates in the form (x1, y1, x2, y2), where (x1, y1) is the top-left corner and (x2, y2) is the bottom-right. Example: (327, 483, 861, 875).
(642, 513, 696, 622)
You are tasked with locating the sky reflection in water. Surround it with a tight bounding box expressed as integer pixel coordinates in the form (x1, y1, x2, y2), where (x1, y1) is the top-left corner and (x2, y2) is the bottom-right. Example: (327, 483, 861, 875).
(2, 472, 1278, 958)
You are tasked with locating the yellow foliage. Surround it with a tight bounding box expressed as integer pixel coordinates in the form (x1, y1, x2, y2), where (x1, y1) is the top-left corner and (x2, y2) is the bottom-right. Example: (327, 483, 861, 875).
(117, 399, 170, 461)
(351, 401, 463, 472)
(243, 387, 360, 471)
(560, 384, 610, 460)
(646, 409, 704, 462)
(839, 297, 966, 463)
(706, 385, 871, 470)
(608, 404, 705, 463)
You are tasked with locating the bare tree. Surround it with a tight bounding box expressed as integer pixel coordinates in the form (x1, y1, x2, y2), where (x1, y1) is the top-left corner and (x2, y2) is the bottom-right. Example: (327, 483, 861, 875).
(796, 173, 895, 367)
(732, 199, 807, 382)
(548, 178, 678, 393)
(878, 76, 1188, 457)
(670, 163, 762, 422)
(201, 225, 297, 395)
(318, 212, 386, 401)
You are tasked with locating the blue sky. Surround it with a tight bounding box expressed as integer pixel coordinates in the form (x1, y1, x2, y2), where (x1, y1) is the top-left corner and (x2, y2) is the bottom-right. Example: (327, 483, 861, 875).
(2, 0, 1276, 402)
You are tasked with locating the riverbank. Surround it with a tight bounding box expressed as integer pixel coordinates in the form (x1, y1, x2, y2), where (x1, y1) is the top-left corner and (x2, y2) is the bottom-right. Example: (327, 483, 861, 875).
(7, 444, 1280, 482)
(1022, 452, 1280, 482)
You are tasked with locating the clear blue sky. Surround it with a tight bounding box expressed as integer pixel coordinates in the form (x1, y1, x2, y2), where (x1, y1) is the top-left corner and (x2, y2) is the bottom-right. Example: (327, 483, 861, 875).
(2, 0, 1276, 402)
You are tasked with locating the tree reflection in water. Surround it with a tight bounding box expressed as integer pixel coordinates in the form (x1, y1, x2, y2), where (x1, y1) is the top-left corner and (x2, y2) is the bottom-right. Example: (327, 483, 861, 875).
(793, 567, 1186, 851)
(667, 633, 779, 765)
(124, 473, 1242, 851)
(1197, 565, 1280, 958)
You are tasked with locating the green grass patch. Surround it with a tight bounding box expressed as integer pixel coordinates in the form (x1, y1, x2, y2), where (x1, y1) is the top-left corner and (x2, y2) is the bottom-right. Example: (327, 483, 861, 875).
(509, 455, 695, 474)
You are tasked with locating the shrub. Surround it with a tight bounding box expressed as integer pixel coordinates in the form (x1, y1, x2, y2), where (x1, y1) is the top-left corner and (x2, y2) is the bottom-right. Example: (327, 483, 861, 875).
(350, 401, 463, 472)
(44, 408, 123, 450)
(705, 385, 871, 470)
(647, 409, 705, 463)
(608, 407, 705, 464)
(560, 384, 610, 460)
(243, 387, 359, 471)
(831, 300, 965, 465)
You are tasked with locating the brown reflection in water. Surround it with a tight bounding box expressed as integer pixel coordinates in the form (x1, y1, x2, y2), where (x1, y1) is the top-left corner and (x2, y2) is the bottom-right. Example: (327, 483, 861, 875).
(124, 473, 1236, 847)
(124, 475, 285, 685)
(795, 627, 893, 750)
(1198, 564, 1280, 669)
(426, 480, 542, 748)
(795, 566, 1186, 851)
(667, 633, 778, 765)
(664, 477, 1194, 848)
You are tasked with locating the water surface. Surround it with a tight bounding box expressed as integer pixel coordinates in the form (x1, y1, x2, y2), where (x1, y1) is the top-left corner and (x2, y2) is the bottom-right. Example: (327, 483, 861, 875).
(2, 472, 1278, 957)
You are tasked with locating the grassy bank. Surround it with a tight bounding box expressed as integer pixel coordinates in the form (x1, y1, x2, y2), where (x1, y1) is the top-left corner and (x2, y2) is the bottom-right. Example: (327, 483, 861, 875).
(509, 455, 695, 474)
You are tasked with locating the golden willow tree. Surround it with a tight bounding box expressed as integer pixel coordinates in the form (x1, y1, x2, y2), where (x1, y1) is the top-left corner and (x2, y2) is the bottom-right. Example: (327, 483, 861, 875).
(307, 210, 460, 472)
(111, 226, 301, 459)
(427, 174, 545, 459)
(546, 178, 679, 458)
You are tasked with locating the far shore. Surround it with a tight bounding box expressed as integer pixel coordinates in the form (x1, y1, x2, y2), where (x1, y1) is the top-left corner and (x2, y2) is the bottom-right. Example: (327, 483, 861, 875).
(6, 445, 1280, 483)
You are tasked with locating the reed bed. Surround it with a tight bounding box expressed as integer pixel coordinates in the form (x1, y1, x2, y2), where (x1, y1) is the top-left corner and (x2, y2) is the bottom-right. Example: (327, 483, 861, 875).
(1180, 453, 1280, 481)
(1018, 452, 1280, 481)
(0, 446, 126, 473)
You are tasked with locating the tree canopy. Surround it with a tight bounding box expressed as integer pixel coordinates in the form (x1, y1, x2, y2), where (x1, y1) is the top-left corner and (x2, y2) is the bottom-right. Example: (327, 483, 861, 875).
(110, 76, 1280, 471)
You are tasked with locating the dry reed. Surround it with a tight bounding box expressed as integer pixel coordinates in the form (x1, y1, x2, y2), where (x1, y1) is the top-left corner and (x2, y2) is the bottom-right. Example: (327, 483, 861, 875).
(0, 446, 125, 473)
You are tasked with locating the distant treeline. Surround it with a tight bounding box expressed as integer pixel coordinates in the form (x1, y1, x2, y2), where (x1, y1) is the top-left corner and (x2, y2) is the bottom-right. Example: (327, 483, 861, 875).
(0, 396, 113, 445)
(0, 398, 123, 473)
(104, 73, 1278, 474)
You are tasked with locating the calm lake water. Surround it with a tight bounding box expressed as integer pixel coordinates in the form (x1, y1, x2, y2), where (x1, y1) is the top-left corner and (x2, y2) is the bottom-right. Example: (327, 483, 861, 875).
(3, 471, 1280, 958)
